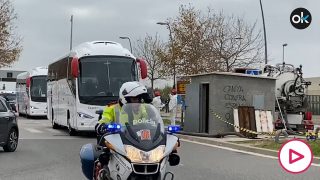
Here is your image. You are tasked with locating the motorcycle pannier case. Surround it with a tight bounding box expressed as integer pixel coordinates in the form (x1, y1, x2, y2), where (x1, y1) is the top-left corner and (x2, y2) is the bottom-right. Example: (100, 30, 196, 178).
(80, 143, 102, 180)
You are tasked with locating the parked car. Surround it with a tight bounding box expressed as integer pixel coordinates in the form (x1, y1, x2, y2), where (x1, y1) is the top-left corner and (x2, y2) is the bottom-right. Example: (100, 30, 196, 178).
(0, 96, 19, 152)
(0, 92, 17, 112)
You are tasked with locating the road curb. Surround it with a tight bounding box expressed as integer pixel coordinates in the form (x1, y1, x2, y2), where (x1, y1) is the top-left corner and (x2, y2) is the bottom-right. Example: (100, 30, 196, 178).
(177, 134, 320, 164)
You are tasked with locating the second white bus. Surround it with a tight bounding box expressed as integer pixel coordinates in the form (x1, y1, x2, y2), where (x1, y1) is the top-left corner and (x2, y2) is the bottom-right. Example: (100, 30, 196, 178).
(16, 67, 48, 118)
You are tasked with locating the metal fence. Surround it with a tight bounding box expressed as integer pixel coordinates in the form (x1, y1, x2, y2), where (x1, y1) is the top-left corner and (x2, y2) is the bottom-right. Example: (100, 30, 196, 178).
(307, 95, 320, 115)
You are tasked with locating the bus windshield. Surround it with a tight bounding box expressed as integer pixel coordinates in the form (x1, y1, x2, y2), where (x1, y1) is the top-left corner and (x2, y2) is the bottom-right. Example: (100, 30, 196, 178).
(30, 76, 47, 102)
(78, 56, 137, 106)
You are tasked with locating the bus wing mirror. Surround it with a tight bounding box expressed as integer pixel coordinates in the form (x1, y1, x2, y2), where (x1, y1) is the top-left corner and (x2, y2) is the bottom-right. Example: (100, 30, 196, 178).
(26, 77, 31, 88)
(71, 57, 79, 78)
(136, 58, 148, 79)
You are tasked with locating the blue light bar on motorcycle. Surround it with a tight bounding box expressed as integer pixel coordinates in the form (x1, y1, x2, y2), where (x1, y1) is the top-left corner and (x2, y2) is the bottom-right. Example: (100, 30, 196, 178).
(106, 123, 121, 132)
(168, 125, 180, 133)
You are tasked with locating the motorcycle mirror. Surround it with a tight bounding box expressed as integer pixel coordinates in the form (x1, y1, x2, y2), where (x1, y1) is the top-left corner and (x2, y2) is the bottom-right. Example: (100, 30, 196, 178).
(168, 154, 180, 166)
(95, 109, 103, 115)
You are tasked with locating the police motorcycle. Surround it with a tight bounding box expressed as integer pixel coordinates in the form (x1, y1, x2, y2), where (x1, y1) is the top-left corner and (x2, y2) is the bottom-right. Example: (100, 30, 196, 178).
(80, 103, 181, 180)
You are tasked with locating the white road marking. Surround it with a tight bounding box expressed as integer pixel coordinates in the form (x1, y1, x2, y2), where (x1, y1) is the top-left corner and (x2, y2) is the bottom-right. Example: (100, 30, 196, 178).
(181, 139, 320, 167)
(24, 128, 43, 133)
(19, 137, 83, 140)
(46, 128, 59, 133)
(177, 163, 184, 167)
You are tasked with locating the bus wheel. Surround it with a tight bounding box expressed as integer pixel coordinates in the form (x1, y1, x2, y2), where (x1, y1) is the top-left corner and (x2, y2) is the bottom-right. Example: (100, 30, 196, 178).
(17, 105, 21, 117)
(52, 111, 59, 129)
(68, 120, 77, 136)
(26, 109, 30, 119)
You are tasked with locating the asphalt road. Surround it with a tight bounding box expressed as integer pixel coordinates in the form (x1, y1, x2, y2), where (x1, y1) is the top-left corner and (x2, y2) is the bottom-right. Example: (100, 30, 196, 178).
(0, 117, 318, 180)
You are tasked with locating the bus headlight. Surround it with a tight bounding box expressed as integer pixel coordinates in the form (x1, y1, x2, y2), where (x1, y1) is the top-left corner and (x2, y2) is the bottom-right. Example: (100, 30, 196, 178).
(125, 145, 165, 163)
(77, 112, 94, 119)
(30, 106, 38, 109)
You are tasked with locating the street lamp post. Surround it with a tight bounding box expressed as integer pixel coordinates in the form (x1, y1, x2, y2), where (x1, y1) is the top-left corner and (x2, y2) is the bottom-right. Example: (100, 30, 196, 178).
(282, 43, 288, 64)
(282, 43, 288, 71)
(259, 0, 268, 64)
(119, 36, 133, 53)
(157, 22, 176, 89)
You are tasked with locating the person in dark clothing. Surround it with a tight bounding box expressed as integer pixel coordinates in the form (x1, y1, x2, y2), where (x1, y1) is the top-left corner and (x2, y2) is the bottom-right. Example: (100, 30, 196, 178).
(165, 98, 170, 113)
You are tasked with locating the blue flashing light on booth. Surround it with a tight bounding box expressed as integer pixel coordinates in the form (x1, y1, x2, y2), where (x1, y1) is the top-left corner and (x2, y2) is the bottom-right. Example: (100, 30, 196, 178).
(168, 125, 181, 133)
(245, 69, 261, 75)
(106, 123, 121, 132)
(177, 95, 182, 104)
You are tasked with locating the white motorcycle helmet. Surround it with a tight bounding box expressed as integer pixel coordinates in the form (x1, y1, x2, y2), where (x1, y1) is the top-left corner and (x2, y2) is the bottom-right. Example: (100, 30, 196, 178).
(119, 81, 148, 105)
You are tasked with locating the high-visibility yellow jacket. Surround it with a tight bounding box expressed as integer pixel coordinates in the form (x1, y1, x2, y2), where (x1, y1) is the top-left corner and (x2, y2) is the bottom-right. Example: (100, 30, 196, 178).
(98, 103, 148, 125)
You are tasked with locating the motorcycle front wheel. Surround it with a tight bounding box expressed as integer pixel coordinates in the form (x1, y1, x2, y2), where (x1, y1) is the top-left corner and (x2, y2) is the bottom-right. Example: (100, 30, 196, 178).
(96, 167, 111, 180)
(129, 173, 161, 180)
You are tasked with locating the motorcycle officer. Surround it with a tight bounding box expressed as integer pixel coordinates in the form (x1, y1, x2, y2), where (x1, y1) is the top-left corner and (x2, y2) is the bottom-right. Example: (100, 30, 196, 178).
(94, 81, 152, 171)
(93, 82, 181, 177)
(96, 81, 150, 139)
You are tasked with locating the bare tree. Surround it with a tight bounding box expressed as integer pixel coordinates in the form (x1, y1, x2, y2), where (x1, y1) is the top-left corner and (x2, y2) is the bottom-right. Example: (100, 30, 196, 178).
(161, 5, 219, 76)
(0, 0, 22, 68)
(135, 33, 166, 89)
(159, 5, 263, 75)
(208, 12, 264, 72)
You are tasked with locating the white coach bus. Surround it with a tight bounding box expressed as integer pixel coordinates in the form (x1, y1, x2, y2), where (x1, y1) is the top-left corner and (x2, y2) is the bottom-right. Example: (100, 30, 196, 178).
(47, 41, 147, 135)
(16, 67, 48, 118)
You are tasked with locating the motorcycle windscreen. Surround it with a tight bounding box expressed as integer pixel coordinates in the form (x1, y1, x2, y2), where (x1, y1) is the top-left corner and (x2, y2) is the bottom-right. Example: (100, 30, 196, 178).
(118, 103, 166, 151)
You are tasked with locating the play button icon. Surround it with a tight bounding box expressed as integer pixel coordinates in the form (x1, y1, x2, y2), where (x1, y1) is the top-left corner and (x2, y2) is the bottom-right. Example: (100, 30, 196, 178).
(289, 149, 304, 164)
(278, 139, 313, 174)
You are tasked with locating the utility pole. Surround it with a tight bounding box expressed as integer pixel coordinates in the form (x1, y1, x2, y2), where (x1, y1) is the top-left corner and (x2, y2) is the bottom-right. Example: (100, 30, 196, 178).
(259, 0, 268, 64)
(70, 15, 73, 51)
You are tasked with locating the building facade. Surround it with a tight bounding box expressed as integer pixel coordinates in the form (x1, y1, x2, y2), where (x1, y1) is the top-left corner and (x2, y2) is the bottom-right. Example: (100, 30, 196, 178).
(184, 72, 276, 135)
(0, 69, 26, 92)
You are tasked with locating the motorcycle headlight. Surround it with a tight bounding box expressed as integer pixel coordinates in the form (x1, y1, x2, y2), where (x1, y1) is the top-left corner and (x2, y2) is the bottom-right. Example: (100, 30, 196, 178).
(125, 145, 165, 163)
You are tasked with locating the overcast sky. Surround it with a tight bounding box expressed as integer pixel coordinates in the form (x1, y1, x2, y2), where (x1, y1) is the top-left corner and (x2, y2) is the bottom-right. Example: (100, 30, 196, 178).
(8, 0, 320, 87)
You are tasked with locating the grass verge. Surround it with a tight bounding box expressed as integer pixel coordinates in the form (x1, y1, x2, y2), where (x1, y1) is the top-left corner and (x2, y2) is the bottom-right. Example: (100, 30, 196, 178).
(163, 119, 182, 126)
(233, 139, 320, 157)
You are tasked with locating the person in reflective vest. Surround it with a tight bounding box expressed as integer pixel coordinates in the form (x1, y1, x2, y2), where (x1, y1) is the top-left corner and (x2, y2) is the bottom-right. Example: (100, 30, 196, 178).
(99, 102, 148, 126)
(96, 81, 149, 136)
